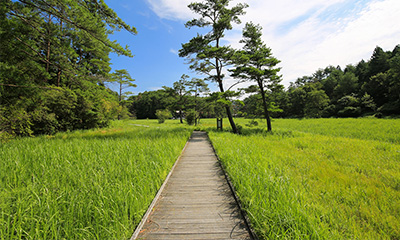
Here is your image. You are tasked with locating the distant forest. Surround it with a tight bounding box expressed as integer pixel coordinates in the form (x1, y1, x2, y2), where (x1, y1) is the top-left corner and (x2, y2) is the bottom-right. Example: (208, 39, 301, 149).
(271, 45, 400, 118)
(130, 45, 400, 120)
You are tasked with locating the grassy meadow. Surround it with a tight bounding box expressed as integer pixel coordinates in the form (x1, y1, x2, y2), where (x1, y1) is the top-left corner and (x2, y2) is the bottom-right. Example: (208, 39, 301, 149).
(0, 120, 192, 239)
(205, 118, 400, 239)
(1, 117, 399, 239)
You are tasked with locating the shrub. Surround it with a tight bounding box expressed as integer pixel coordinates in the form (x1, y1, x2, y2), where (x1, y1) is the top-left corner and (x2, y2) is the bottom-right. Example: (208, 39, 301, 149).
(246, 119, 259, 127)
(236, 124, 243, 134)
(185, 109, 197, 125)
(0, 105, 33, 137)
(155, 109, 171, 123)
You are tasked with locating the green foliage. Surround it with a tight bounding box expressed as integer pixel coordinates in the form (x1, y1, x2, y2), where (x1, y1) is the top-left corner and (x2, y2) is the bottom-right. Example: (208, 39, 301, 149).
(109, 69, 136, 102)
(0, 82, 121, 136)
(0, 120, 191, 239)
(270, 44, 400, 118)
(167, 74, 195, 123)
(180, 0, 248, 134)
(0, 105, 33, 137)
(130, 90, 172, 119)
(185, 109, 197, 125)
(155, 109, 172, 123)
(304, 88, 329, 118)
(208, 118, 400, 239)
(246, 119, 259, 127)
(0, 0, 136, 136)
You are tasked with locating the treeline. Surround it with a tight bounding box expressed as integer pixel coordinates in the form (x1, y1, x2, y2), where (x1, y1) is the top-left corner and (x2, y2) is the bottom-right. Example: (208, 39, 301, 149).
(129, 44, 399, 122)
(127, 75, 227, 124)
(240, 45, 400, 118)
(128, 90, 225, 121)
(0, 0, 136, 138)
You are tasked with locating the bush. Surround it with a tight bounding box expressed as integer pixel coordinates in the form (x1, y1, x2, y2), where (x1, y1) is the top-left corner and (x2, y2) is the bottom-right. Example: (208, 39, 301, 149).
(236, 124, 243, 134)
(0, 105, 33, 137)
(155, 109, 171, 123)
(337, 107, 362, 118)
(30, 108, 58, 135)
(246, 119, 259, 127)
(185, 110, 197, 125)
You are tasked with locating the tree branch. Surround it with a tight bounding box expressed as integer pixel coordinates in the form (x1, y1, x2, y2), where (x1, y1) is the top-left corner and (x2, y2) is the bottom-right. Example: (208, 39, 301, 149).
(227, 80, 247, 91)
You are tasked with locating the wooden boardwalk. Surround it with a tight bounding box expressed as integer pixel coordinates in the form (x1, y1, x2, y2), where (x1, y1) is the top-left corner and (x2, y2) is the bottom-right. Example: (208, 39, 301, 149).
(133, 131, 252, 240)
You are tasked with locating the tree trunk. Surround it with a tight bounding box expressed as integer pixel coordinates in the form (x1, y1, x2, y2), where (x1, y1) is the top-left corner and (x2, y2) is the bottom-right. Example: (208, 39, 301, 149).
(119, 82, 122, 102)
(45, 13, 51, 78)
(217, 76, 238, 134)
(215, 38, 238, 133)
(258, 81, 272, 131)
(225, 106, 237, 132)
(179, 109, 183, 123)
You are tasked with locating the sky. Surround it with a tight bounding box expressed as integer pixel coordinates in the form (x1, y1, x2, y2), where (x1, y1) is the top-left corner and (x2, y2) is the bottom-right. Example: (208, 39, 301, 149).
(103, 0, 400, 95)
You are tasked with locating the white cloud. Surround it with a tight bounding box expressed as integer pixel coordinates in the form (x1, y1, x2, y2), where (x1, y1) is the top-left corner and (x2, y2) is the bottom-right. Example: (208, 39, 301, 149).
(146, 0, 400, 86)
(169, 48, 178, 55)
(273, 0, 400, 84)
(146, 0, 194, 20)
(149, 86, 163, 91)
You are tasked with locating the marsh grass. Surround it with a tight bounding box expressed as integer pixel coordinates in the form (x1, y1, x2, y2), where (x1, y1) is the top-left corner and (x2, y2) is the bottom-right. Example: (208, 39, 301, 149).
(0, 119, 192, 239)
(207, 118, 400, 239)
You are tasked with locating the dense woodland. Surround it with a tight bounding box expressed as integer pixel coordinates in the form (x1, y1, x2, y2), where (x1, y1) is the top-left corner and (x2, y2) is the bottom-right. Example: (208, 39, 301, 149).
(1, 0, 399, 138)
(0, 0, 136, 138)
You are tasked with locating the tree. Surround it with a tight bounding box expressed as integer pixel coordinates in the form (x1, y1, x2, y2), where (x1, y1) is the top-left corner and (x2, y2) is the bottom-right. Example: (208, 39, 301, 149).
(333, 71, 359, 99)
(0, 0, 137, 136)
(110, 69, 136, 102)
(108, 69, 136, 120)
(129, 90, 171, 119)
(155, 109, 172, 123)
(304, 88, 329, 118)
(230, 22, 281, 131)
(187, 78, 209, 125)
(368, 46, 390, 78)
(179, 0, 248, 134)
(171, 74, 192, 123)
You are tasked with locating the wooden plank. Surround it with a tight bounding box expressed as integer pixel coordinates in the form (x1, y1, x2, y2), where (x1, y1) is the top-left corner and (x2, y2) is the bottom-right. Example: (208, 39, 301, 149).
(133, 131, 253, 240)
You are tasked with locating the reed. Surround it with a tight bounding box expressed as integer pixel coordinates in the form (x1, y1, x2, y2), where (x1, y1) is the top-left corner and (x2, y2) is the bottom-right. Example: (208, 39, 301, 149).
(208, 118, 400, 239)
(0, 120, 191, 239)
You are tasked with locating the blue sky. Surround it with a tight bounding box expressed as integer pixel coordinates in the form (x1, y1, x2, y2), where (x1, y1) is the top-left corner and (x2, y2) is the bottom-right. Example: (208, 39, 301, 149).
(103, 0, 400, 95)
(104, 0, 193, 94)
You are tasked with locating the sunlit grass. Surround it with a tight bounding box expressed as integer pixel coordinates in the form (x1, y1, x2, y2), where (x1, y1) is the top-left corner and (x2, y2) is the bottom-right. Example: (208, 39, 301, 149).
(0, 119, 192, 239)
(206, 118, 400, 239)
(3, 117, 398, 239)
(272, 118, 400, 144)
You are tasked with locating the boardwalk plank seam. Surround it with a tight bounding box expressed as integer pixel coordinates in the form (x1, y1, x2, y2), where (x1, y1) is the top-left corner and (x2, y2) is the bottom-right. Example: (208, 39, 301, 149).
(130, 137, 191, 240)
(131, 131, 255, 240)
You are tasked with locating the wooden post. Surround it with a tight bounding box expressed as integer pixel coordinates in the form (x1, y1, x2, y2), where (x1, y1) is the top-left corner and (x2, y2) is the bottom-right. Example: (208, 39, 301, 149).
(217, 118, 223, 131)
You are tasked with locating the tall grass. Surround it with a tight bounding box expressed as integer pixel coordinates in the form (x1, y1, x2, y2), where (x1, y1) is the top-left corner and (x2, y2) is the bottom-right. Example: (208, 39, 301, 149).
(272, 118, 400, 144)
(199, 117, 400, 143)
(208, 119, 400, 239)
(0, 120, 191, 239)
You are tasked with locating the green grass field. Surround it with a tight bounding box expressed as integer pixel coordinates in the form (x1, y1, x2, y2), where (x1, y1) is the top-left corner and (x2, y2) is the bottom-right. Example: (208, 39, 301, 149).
(206, 118, 400, 239)
(1, 117, 399, 239)
(0, 120, 192, 239)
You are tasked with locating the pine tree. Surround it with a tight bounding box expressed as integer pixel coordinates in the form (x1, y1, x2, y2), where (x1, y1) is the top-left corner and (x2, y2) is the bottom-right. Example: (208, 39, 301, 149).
(230, 22, 281, 131)
(179, 0, 248, 134)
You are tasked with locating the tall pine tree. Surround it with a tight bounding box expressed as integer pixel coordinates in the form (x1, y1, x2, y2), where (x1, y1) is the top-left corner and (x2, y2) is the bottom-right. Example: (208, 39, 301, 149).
(230, 22, 281, 131)
(179, 0, 248, 134)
